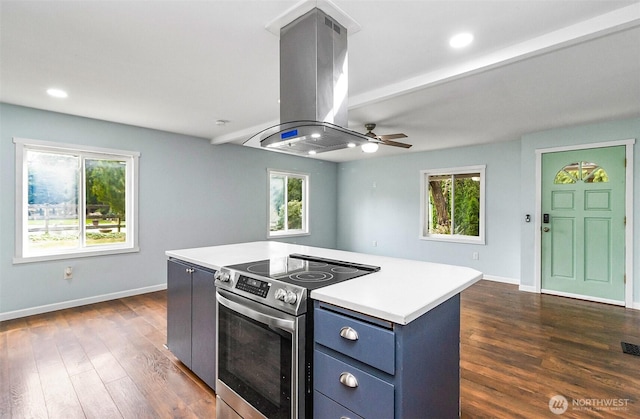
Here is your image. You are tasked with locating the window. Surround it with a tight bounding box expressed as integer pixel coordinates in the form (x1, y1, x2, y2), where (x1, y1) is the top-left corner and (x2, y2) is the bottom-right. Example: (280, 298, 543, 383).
(14, 138, 139, 262)
(420, 165, 485, 244)
(268, 169, 309, 237)
(554, 161, 609, 184)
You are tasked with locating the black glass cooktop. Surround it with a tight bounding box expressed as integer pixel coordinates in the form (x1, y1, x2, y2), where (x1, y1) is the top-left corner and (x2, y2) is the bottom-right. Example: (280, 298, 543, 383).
(225, 253, 380, 291)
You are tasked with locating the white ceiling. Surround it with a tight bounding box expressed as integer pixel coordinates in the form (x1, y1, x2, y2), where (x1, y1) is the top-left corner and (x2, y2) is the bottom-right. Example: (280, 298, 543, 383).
(1, 0, 639, 162)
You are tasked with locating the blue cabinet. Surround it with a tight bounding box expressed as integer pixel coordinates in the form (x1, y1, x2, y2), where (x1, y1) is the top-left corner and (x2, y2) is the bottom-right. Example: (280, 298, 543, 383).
(313, 294, 461, 418)
(167, 259, 193, 367)
(167, 259, 217, 390)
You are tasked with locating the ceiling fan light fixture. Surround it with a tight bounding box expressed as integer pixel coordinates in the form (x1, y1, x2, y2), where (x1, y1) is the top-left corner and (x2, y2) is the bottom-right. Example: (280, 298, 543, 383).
(449, 32, 473, 49)
(46, 88, 68, 98)
(361, 142, 379, 153)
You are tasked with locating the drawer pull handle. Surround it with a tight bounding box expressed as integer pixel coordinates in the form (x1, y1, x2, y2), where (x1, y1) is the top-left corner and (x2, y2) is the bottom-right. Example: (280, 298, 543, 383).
(339, 326, 359, 341)
(339, 372, 359, 388)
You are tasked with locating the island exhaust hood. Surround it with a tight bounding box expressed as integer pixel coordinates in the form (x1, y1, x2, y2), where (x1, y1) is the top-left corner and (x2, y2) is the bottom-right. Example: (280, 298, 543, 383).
(247, 8, 377, 156)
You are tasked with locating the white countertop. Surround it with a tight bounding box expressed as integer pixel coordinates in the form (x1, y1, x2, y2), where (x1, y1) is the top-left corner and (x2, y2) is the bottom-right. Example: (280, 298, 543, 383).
(166, 241, 482, 325)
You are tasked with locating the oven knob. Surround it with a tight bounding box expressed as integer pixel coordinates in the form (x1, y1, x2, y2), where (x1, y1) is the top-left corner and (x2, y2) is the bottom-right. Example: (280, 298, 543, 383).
(284, 290, 298, 304)
(274, 288, 287, 301)
(275, 289, 297, 304)
(215, 271, 230, 283)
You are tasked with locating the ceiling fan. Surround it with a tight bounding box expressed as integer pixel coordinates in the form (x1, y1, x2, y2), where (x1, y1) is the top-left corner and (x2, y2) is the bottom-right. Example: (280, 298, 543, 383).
(363, 123, 412, 148)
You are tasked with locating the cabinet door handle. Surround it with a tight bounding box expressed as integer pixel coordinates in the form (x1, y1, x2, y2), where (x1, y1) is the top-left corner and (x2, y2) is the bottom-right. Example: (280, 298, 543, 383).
(339, 326, 359, 341)
(339, 372, 358, 388)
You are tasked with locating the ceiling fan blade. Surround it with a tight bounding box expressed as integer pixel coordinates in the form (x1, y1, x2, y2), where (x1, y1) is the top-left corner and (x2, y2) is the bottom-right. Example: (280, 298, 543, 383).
(378, 133, 407, 140)
(381, 139, 412, 148)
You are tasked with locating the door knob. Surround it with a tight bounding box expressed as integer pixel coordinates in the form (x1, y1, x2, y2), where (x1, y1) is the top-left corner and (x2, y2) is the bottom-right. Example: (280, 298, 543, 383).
(543, 227, 550, 232)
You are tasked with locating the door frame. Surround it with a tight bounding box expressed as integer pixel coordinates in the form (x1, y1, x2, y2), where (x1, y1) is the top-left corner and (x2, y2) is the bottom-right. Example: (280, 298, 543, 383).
(533, 139, 635, 308)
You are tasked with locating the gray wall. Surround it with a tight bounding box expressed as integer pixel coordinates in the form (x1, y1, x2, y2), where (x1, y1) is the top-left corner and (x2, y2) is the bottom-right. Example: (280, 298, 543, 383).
(0, 103, 338, 318)
(2, 103, 638, 317)
(335, 140, 522, 282)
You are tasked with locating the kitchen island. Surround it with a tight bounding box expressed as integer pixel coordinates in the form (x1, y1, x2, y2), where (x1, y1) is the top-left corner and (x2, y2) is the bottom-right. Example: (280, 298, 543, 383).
(166, 240, 481, 325)
(166, 241, 482, 418)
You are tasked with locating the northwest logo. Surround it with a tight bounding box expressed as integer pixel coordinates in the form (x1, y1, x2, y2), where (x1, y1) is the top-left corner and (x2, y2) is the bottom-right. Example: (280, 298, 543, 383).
(549, 395, 569, 415)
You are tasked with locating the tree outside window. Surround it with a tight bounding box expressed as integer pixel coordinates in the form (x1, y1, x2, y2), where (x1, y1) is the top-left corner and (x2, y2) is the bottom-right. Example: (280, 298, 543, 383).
(268, 170, 309, 237)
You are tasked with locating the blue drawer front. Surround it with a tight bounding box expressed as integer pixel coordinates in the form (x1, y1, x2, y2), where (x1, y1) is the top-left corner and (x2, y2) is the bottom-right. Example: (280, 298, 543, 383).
(314, 351, 394, 418)
(314, 390, 364, 419)
(315, 308, 395, 374)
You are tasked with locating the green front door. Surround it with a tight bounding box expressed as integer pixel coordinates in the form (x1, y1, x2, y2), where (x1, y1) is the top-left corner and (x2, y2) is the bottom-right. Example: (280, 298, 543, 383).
(541, 146, 625, 302)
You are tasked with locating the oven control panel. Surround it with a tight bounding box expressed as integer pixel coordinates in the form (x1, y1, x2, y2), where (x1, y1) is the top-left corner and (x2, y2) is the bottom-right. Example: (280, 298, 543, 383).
(216, 267, 308, 315)
(235, 275, 270, 298)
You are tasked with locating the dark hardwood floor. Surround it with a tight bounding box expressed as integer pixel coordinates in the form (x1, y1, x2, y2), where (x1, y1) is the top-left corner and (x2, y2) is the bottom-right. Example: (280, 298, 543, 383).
(0, 291, 216, 418)
(460, 281, 640, 418)
(1, 280, 639, 418)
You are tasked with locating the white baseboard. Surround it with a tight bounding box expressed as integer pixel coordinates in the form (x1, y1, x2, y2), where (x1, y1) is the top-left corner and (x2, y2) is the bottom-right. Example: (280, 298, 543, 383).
(0, 283, 167, 321)
(518, 284, 538, 293)
(482, 274, 519, 285)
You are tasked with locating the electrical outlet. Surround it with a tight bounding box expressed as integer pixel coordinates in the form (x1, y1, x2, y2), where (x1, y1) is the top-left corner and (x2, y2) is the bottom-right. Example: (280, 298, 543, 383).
(64, 266, 73, 279)
(472, 252, 479, 260)
(372, 240, 377, 247)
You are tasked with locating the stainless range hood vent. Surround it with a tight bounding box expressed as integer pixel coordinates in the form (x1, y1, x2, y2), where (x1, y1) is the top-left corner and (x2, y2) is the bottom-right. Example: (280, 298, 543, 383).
(248, 8, 377, 156)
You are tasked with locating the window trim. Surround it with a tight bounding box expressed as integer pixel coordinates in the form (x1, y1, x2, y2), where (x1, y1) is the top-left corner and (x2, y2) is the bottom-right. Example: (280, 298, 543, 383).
(267, 168, 310, 238)
(420, 165, 486, 244)
(13, 137, 140, 263)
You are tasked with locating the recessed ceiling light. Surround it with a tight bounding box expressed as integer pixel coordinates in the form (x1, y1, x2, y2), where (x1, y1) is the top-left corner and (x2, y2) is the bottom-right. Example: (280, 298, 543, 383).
(361, 142, 379, 153)
(311, 133, 321, 139)
(215, 119, 230, 126)
(449, 32, 474, 49)
(308, 150, 317, 155)
(47, 88, 68, 98)
(347, 142, 356, 148)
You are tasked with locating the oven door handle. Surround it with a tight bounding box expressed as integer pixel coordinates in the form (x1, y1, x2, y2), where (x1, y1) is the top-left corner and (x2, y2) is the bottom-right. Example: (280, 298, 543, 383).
(216, 289, 297, 334)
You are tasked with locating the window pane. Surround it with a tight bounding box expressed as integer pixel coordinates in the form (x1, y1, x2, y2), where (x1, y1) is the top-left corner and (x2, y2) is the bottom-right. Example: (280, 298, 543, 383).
(554, 161, 609, 184)
(581, 162, 608, 183)
(428, 177, 451, 234)
(270, 174, 285, 232)
(452, 174, 480, 236)
(586, 167, 608, 183)
(286, 177, 303, 230)
(85, 159, 127, 246)
(554, 170, 577, 184)
(27, 150, 80, 252)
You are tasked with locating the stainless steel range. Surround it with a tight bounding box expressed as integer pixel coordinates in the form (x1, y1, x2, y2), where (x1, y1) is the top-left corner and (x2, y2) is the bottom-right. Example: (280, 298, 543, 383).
(214, 253, 380, 419)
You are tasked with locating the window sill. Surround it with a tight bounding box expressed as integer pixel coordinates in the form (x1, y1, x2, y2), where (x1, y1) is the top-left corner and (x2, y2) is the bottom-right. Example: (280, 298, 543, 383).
(268, 231, 310, 239)
(420, 235, 485, 245)
(13, 246, 140, 264)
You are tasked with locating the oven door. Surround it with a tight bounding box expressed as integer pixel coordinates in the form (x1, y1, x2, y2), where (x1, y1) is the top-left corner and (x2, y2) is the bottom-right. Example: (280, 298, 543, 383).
(216, 289, 305, 419)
